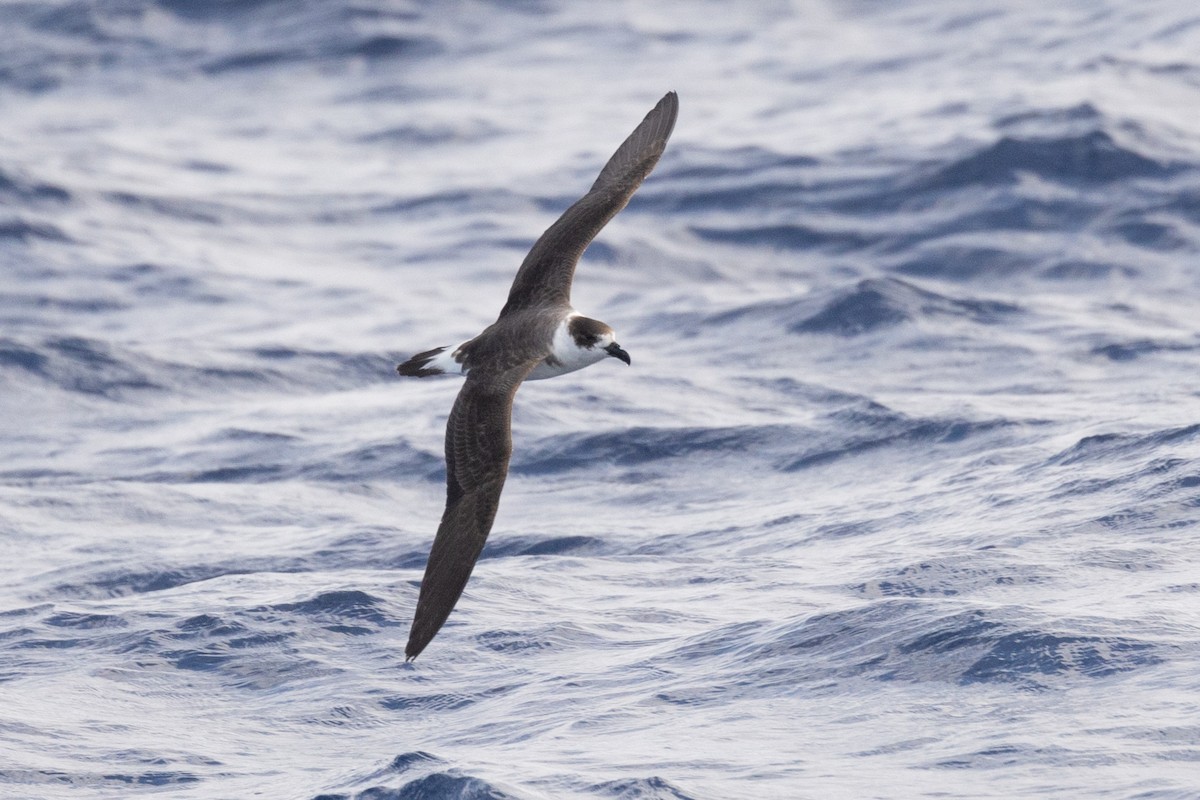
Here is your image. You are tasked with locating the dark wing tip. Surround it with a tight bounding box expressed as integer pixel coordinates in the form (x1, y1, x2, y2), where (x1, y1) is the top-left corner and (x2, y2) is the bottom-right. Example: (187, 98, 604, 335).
(499, 92, 679, 316)
(588, 90, 680, 194)
(659, 90, 679, 119)
(405, 609, 438, 660)
(652, 90, 679, 131)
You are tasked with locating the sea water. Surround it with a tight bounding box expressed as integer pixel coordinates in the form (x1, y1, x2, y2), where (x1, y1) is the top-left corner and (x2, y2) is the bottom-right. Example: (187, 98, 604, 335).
(2, 2, 1199, 797)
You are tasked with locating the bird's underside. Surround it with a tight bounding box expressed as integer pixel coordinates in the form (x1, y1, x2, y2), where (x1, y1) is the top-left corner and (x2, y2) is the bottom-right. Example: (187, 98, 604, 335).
(401, 91, 678, 661)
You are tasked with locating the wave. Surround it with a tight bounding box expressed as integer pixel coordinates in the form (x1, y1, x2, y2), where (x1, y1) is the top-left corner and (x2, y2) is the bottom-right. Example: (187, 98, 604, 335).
(691, 223, 870, 253)
(589, 776, 698, 800)
(792, 277, 1018, 335)
(2, 0, 443, 96)
(5, 3, 1200, 795)
(514, 424, 797, 475)
(313, 772, 521, 800)
(310, 751, 522, 800)
(513, 403, 1017, 479)
(0, 218, 70, 243)
(0, 336, 161, 397)
(919, 130, 1174, 189)
(1090, 338, 1200, 361)
(0, 167, 71, 203)
(666, 112, 1198, 293)
(682, 277, 1022, 341)
(103, 191, 228, 225)
(0, 335, 400, 401)
(659, 602, 1161, 700)
(856, 554, 1049, 598)
(1045, 424, 1200, 467)
(0, 767, 200, 790)
(200, 35, 439, 75)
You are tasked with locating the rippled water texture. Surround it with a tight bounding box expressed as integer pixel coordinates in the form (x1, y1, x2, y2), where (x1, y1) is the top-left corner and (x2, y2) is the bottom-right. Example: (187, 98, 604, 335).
(3, 2, 1200, 798)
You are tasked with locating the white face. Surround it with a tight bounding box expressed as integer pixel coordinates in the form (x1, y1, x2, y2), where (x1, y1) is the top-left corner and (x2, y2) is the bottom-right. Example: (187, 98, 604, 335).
(529, 318, 626, 380)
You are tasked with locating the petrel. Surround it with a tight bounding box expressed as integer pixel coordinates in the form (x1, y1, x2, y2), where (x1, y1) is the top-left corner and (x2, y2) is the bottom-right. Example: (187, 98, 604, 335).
(396, 91, 679, 660)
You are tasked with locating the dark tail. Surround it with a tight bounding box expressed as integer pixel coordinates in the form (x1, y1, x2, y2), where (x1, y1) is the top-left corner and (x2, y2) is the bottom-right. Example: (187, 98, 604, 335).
(397, 347, 448, 377)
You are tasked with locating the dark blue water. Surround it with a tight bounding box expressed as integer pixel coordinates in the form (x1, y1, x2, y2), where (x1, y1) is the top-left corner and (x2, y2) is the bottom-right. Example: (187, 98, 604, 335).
(3, 2, 1200, 798)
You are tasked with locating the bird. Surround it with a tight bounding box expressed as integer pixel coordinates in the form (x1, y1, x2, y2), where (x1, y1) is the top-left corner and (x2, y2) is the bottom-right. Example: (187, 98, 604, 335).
(396, 91, 679, 660)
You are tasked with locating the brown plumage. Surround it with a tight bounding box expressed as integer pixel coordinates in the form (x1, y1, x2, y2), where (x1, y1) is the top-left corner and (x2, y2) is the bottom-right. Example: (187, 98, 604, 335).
(400, 92, 679, 660)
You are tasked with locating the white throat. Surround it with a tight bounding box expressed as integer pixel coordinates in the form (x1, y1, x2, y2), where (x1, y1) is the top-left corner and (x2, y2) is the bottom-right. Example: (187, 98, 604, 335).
(526, 313, 609, 381)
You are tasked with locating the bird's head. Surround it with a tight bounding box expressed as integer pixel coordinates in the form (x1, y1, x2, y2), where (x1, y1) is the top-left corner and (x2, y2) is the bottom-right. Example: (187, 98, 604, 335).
(569, 315, 631, 366)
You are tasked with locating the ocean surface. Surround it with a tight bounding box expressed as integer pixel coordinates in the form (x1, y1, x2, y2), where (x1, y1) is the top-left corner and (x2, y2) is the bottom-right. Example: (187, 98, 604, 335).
(3, 1, 1200, 798)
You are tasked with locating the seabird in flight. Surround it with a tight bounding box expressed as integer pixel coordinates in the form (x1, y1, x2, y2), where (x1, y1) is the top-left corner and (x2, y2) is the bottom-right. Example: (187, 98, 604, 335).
(397, 91, 679, 660)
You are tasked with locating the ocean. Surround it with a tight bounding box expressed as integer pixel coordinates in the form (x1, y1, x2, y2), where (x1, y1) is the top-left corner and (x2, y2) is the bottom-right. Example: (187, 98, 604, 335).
(2, 1, 1199, 798)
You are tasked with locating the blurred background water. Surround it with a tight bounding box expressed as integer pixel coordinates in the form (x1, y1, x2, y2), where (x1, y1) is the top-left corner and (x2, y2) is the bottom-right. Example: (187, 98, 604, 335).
(2, 1, 1200, 798)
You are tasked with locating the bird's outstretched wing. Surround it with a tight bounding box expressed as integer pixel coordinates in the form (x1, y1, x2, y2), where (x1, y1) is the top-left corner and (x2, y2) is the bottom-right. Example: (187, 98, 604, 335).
(499, 91, 678, 316)
(405, 360, 537, 660)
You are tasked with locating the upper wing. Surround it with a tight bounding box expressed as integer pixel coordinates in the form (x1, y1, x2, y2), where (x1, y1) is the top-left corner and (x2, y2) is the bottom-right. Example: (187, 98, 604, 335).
(405, 360, 537, 660)
(498, 91, 678, 317)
